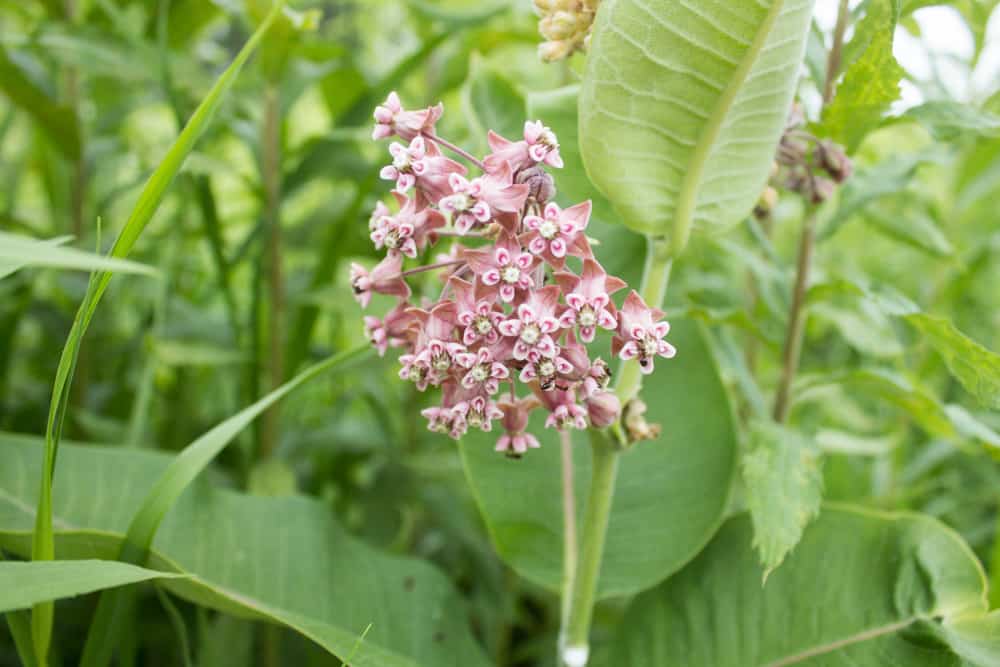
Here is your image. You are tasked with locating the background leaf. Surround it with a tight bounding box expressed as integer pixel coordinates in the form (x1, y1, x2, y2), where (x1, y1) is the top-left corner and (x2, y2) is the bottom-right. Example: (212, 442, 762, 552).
(0, 47, 80, 159)
(0, 560, 182, 613)
(579, 0, 814, 243)
(0, 232, 158, 280)
(459, 320, 736, 598)
(906, 314, 1000, 410)
(602, 505, 996, 666)
(0, 435, 490, 667)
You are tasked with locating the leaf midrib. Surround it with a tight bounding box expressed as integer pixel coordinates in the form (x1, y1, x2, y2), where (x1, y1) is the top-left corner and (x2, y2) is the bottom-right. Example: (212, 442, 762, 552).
(765, 617, 917, 666)
(671, 0, 786, 253)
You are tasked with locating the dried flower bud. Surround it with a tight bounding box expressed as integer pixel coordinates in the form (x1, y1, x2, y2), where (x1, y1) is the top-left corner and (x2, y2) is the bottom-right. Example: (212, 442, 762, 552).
(623, 399, 661, 443)
(586, 390, 621, 428)
(753, 186, 778, 220)
(810, 176, 836, 205)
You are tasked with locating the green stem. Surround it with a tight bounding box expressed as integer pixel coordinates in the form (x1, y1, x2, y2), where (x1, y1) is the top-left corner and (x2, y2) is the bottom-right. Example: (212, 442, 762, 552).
(558, 429, 578, 636)
(562, 432, 618, 664)
(561, 235, 674, 665)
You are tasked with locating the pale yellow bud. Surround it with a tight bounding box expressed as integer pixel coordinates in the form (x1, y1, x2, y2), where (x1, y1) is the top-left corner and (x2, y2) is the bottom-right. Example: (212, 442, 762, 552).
(539, 40, 574, 62)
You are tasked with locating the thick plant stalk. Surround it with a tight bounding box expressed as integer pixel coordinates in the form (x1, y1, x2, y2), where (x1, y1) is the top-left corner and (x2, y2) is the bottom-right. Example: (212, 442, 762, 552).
(260, 83, 284, 460)
(561, 236, 673, 665)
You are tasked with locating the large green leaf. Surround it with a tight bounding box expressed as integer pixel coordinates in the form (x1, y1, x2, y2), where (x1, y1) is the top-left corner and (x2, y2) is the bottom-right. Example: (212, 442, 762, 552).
(0, 435, 490, 667)
(906, 314, 1000, 410)
(742, 420, 823, 577)
(603, 505, 998, 666)
(821, 0, 904, 151)
(459, 320, 736, 598)
(579, 0, 814, 248)
(0, 560, 182, 613)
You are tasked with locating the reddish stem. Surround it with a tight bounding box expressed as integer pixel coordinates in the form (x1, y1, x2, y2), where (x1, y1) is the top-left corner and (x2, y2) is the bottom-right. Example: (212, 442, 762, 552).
(423, 132, 487, 172)
(399, 259, 464, 278)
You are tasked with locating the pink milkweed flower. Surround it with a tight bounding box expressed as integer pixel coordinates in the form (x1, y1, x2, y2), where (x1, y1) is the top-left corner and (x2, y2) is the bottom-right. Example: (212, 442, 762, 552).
(372, 91, 443, 141)
(405, 302, 476, 386)
(370, 193, 445, 258)
(350, 253, 410, 308)
(460, 346, 510, 394)
(421, 402, 468, 439)
(584, 390, 621, 428)
(613, 290, 677, 374)
(456, 395, 505, 433)
(556, 258, 626, 342)
(363, 301, 415, 356)
(464, 232, 537, 303)
(538, 388, 587, 431)
(438, 163, 529, 234)
(521, 201, 593, 268)
(450, 276, 503, 346)
(369, 200, 391, 231)
(379, 136, 466, 201)
(519, 348, 575, 391)
(497, 285, 563, 360)
(496, 395, 542, 455)
(484, 120, 564, 173)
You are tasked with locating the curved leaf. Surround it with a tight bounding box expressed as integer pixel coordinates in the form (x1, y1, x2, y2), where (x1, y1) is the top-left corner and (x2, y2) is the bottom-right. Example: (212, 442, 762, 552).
(459, 320, 736, 598)
(604, 505, 997, 666)
(0, 435, 490, 667)
(579, 0, 814, 246)
(0, 560, 182, 613)
(0, 232, 158, 280)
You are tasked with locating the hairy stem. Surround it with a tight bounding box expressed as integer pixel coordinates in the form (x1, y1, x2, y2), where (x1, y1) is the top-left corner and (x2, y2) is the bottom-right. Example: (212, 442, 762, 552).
(772, 213, 816, 423)
(772, 0, 849, 423)
(259, 84, 284, 460)
(562, 236, 673, 665)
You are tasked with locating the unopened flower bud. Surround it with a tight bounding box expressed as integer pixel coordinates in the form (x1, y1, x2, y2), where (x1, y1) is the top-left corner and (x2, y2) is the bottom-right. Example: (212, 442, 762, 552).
(810, 176, 836, 205)
(516, 166, 556, 205)
(539, 40, 575, 63)
(816, 139, 852, 183)
(586, 390, 621, 428)
(541, 11, 581, 40)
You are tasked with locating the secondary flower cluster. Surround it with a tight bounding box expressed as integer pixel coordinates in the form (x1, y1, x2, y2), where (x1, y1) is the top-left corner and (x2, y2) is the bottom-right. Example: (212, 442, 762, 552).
(353, 92, 675, 456)
(533, 0, 600, 62)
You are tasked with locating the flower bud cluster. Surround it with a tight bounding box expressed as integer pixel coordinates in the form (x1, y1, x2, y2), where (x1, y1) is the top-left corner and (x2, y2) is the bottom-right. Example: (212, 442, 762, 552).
(763, 104, 853, 210)
(533, 0, 600, 62)
(354, 92, 676, 456)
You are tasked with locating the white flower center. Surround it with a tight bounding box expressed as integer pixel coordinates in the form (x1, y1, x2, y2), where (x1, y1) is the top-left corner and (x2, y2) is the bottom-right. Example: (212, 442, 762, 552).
(432, 355, 451, 372)
(471, 365, 489, 382)
(451, 194, 472, 211)
(520, 324, 540, 345)
(540, 129, 557, 147)
(384, 231, 399, 248)
(475, 316, 493, 334)
(539, 219, 559, 239)
(393, 152, 411, 171)
(501, 266, 521, 284)
(640, 336, 658, 357)
(538, 359, 555, 377)
(578, 306, 596, 327)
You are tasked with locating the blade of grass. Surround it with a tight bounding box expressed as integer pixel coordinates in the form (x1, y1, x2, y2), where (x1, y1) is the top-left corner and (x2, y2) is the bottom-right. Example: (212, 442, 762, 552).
(29, 3, 288, 663)
(1, 553, 38, 667)
(79, 344, 371, 667)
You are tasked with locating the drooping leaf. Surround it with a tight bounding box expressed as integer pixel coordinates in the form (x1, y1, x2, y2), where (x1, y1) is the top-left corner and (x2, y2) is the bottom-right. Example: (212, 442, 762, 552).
(906, 313, 1000, 410)
(0, 47, 80, 159)
(0, 232, 158, 280)
(460, 320, 736, 598)
(0, 435, 490, 667)
(862, 200, 954, 257)
(742, 420, 823, 576)
(579, 0, 814, 248)
(603, 506, 997, 666)
(0, 561, 182, 613)
(821, 0, 905, 151)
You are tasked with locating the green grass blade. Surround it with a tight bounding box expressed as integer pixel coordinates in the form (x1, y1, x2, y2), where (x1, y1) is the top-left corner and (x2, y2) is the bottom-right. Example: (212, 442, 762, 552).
(79, 345, 371, 667)
(0, 232, 159, 279)
(28, 3, 288, 663)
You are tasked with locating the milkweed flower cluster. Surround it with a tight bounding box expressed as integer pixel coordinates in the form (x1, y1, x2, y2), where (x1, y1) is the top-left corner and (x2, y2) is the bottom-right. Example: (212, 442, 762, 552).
(353, 92, 676, 456)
